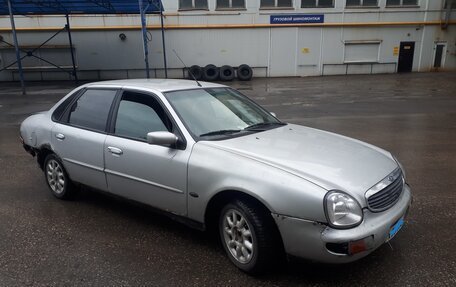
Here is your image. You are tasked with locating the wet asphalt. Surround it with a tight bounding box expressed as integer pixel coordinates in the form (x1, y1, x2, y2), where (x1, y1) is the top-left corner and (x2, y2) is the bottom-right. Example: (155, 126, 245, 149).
(0, 72, 455, 286)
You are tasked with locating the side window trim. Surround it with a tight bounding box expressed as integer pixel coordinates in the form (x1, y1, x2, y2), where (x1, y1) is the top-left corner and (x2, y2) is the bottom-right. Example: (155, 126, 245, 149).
(108, 89, 187, 150)
(60, 87, 121, 134)
(52, 88, 85, 123)
(106, 89, 123, 135)
(60, 88, 87, 124)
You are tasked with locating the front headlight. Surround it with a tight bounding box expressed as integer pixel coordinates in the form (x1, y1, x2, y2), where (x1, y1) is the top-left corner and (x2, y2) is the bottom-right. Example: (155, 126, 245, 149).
(324, 191, 363, 229)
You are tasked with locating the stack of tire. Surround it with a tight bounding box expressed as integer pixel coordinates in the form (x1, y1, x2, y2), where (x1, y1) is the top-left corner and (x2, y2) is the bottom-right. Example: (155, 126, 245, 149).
(188, 64, 253, 82)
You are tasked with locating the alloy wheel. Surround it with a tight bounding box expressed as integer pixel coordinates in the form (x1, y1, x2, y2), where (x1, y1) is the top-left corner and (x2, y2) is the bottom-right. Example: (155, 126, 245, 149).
(46, 159, 65, 195)
(222, 209, 254, 264)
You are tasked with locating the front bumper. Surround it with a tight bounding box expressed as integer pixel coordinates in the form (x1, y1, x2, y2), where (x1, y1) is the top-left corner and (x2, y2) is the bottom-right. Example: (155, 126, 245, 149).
(273, 184, 412, 263)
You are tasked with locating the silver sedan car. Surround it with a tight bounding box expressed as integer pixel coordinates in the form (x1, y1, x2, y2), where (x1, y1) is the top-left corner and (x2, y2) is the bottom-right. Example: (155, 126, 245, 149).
(20, 79, 412, 273)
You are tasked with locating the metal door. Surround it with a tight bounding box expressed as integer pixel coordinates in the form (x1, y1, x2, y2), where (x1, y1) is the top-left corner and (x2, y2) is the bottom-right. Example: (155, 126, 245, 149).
(397, 42, 415, 73)
(51, 88, 117, 191)
(433, 43, 447, 70)
(104, 136, 190, 215)
(103, 91, 190, 216)
(52, 124, 108, 191)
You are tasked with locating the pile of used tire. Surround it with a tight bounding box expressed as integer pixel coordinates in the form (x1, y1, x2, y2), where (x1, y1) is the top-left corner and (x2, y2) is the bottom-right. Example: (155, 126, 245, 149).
(188, 64, 253, 81)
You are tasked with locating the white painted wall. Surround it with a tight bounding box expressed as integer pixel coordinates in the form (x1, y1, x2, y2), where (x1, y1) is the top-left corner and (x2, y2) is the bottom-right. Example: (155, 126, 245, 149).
(0, 0, 455, 81)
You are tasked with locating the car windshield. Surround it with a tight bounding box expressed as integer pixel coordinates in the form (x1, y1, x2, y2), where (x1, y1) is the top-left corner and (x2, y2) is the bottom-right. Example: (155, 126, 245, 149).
(164, 88, 284, 140)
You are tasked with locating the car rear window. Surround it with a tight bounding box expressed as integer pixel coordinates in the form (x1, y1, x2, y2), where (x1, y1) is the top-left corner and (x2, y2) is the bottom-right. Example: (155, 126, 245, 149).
(67, 89, 117, 132)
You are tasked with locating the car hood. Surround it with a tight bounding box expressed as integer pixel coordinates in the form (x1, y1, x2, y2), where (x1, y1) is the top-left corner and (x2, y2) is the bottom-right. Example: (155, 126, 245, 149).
(202, 124, 397, 205)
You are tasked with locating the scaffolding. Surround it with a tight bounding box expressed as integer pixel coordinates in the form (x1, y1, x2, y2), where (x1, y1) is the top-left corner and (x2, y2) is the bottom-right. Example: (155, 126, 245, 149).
(0, 0, 165, 94)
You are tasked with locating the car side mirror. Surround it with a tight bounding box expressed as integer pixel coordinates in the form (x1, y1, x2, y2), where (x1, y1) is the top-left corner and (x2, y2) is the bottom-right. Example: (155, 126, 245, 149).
(270, 112, 277, 118)
(147, 131, 178, 147)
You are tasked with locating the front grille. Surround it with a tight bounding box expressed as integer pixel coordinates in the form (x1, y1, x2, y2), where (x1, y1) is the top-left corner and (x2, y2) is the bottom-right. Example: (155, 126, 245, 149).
(367, 172, 404, 212)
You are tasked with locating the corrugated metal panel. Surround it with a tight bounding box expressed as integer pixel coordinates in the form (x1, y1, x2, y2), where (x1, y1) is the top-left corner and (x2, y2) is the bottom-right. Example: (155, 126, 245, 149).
(162, 28, 269, 68)
(1, 0, 455, 79)
(269, 27, 297, 76)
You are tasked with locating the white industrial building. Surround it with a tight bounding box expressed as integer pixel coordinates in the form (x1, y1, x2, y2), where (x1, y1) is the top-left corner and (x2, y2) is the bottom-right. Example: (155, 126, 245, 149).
(0, 0, 455, 81)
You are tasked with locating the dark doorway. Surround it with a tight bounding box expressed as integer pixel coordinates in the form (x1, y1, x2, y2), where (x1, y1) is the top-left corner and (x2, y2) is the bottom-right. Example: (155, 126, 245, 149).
(398, 42, 415, 73)
(433, 44, 445, 68)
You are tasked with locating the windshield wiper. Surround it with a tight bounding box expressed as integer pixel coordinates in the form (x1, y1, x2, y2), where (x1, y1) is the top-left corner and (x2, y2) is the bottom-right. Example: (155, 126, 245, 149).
(244, 122, 286, 131)
(199, 123, 286, 137)
(199, 129, 241, 137)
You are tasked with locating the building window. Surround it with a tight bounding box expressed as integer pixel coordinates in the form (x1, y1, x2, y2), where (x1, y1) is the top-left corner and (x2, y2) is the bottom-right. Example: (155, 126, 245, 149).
(260, 0, 293, 8)
(344, 42, 380, 63)
(179, 0, 208, 10)
(386, 0, 418, 6)
(346, 0, 378, 7)
(301, 0, 334, 8)
(444, 1, 456, 9)
(217, 0, 245, 9)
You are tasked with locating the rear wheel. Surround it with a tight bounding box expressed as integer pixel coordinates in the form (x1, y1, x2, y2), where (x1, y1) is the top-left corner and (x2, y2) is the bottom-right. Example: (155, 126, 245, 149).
(44, 154, 76, 199)
(219, 199, 282, 274)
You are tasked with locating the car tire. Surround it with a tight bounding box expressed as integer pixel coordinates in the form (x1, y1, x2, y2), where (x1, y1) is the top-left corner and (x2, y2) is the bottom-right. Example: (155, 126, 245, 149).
(188, 65, 203, 80)
(203, 64, 220, 81)
(219, 65, 235, 81)
(236, 64, 253, 81)
(219, 199, 282, 274)
(44, 154, 76, 200)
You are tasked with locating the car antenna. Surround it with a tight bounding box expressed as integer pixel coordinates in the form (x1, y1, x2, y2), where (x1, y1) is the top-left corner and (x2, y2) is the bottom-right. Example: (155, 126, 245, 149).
(172, 49, 202, 87)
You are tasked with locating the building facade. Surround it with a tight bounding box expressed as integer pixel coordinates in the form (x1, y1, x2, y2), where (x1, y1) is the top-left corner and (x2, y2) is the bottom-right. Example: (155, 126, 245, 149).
(0, 0, 455, 81)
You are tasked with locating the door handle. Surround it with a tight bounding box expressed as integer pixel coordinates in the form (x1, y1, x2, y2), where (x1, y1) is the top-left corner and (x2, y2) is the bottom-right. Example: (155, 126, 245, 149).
(55, 133, 65, 140)
(107, 146, 123, 156)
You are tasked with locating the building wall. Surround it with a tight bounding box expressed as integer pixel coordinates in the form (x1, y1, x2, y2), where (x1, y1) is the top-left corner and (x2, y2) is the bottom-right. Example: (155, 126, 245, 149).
(0, 0, 455, 81)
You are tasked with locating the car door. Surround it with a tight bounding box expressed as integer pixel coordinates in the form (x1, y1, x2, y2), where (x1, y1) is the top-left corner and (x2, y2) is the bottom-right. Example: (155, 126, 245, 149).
(52, 88, 118, 191)
(104, 90, 190, 216)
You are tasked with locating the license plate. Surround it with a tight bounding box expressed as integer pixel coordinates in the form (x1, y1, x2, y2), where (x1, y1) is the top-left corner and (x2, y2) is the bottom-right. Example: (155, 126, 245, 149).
(388, 217, 404, 241)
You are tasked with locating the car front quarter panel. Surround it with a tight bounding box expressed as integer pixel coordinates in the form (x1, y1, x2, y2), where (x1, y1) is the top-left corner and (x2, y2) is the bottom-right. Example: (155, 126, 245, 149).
(273, 184, 412, 263)
(187, 142, 329, 224)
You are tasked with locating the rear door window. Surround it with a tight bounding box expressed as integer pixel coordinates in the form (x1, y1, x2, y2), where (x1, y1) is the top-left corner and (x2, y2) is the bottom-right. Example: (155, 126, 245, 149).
(67, 89, 117, 132)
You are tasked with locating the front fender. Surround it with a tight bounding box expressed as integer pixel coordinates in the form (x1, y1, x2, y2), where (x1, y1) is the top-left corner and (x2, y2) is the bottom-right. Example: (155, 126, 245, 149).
(187, 142, 328, 224)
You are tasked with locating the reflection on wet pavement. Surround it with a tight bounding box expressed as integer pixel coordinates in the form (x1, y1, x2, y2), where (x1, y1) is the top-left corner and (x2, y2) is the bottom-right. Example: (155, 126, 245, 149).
(0, 72, 455, 286)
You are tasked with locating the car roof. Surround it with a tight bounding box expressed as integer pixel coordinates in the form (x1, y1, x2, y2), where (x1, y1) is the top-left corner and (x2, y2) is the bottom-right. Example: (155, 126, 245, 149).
(84, 79, 228, 92)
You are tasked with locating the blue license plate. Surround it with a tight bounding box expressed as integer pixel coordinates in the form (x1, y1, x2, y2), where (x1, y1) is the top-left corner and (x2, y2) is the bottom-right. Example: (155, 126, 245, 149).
(388, 217, 404, 241)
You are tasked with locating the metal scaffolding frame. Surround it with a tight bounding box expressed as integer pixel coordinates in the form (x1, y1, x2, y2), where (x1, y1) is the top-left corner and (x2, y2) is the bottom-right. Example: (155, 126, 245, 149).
(0, 0, 165, 95)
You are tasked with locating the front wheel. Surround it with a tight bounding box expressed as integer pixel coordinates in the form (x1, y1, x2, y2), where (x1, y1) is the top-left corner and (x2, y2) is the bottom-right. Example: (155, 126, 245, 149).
(44, 154, 76, 199)
(219, 199, 283, 274)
